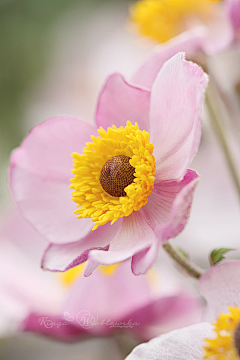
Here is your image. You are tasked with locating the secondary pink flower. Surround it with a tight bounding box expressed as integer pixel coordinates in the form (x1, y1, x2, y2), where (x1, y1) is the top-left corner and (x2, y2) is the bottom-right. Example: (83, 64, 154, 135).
(226, 0, 240, 38)
(125, 261, 240, 359)
(10, 52, 208, 275)
(0, 205, 202, 341)
(131, 0, 240, 91)
(0, 206, 65, 336)
(24, 260, 202, 342)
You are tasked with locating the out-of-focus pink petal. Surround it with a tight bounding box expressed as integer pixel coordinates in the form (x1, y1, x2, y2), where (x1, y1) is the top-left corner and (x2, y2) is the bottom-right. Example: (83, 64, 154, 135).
(125, 322, 213, 360)
(10, 117, 97, 244)
(131, 28, 205, 89)
(95, 73, 151, 131)
(0, 207, 65, 335)
(202, 8, 234, 55)
(225, 0, 240, 35)
(65, 260, 153, 325)
(22, 313, 88, 341)
(199, 260, 240, 321)
(123, 294, 202, 342)
(150, 52, 208, 181)
(84, 211, 157, 275)
(41, 221, 122, 272)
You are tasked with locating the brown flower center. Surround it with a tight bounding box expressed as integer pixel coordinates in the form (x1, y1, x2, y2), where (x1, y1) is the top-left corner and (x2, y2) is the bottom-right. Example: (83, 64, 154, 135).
(234, 322, 240, 356)
(99, 155, 135, 197)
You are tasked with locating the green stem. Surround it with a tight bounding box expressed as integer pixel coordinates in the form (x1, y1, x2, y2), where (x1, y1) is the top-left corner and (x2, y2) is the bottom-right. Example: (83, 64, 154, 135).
(113, 333, 139, 359)
(205, 84, 240, 200)
(163, 242, 204, 279)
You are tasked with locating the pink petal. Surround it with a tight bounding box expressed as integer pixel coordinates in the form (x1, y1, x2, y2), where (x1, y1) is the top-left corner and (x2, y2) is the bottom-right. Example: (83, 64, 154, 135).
(131, 28, 205, 89)
(131, 236, 159, 276)
(10, 117, 97, 244)
(150, 52, 208, 181)
(202, 9, 234, 55)
(0, 207, 65, 334)
(225, 0, 240, 35)
(142, 170, 199, 243)
(123, 294, 202, 341)
(22, 313, 88, 341)
(85, 211, 157, 276)
(64, 260, 153, 326)
(125, 322, 213, 360)
(199, 260, 240, 321)
(41, 220, 122, 272)
(95, 73, 151, 131)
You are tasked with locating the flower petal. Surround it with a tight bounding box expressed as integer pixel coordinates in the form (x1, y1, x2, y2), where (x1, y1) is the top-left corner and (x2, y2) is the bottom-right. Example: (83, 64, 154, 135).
(202, 8, 234, 55)
(131, 28, 205, 89)
(125, 322, 213, 360)
(150, 52, 208, 181)
(95, 73, 151, 131)
(22, 313, 87, 341)
(41, 221, 122, 272)
(84, 211, 158, 276)
(123, 294, 202, 341)
(64, 260, 153, 326)
(225, 0, 240, 35)
(199, 260, 240, 321)
(10, 117, 97, 244)
(142, 170, 199, 243)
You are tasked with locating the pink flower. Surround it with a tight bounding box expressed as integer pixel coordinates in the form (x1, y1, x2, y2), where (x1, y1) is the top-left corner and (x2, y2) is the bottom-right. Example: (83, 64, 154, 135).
(125, 261, 240, 359)
(0, 206, 65, 336)
(226, 0, 240, 38)
(0, 206, 202, 341)
(10, 52, 208, 275)
(131, 0, 240, 91)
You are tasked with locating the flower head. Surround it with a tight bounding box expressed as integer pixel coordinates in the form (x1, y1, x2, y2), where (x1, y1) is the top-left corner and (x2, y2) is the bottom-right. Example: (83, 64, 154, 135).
(126, 261, 240, 360)
(70, 121, 155, 230)
(130, 0, 222, 43)
(10, 52, 208, 275)
(204, 306, 240, 359)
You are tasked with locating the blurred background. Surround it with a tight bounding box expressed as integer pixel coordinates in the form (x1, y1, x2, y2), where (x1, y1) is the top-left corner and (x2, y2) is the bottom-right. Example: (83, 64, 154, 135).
(0, 0, 240, 358)
(0, 0, 152, 200)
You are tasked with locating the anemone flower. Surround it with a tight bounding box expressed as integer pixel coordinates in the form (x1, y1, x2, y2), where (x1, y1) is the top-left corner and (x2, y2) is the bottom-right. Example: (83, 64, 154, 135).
(125, 260, 240, 360)
(130, 0, 240, 55)
(10, 52, 208, 275)
(0, 206, 201, 341)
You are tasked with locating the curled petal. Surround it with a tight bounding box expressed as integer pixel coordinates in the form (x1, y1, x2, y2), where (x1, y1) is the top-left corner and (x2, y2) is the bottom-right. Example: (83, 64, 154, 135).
(41, 221, 122, 272)
(125, 322, 213, 360)
(131, 28, 205, 89)
(199, 260, 240, 321)
(142, 170, 199, 243)
(95, 73, 151, 131)
(150, 52, 208, 181)
(85, 211, 158, 276)
(10, 117, 97, 244)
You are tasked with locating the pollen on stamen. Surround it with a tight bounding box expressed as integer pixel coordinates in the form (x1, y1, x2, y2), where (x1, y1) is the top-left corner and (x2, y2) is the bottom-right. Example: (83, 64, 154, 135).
(204, 306, 240, 359)
(130, 0, 222, 44)
(70, 121, 156, 230)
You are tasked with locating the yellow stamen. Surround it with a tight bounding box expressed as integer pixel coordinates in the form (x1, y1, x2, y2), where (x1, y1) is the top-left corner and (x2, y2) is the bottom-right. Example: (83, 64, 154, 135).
(99, 263, 119, 276)
(60, 263, 85, 286)
(59, 263, 120, 286)
(130, 0, 222, 43)
(70, 121, 156, 230)
(204, 306, 240, 359)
